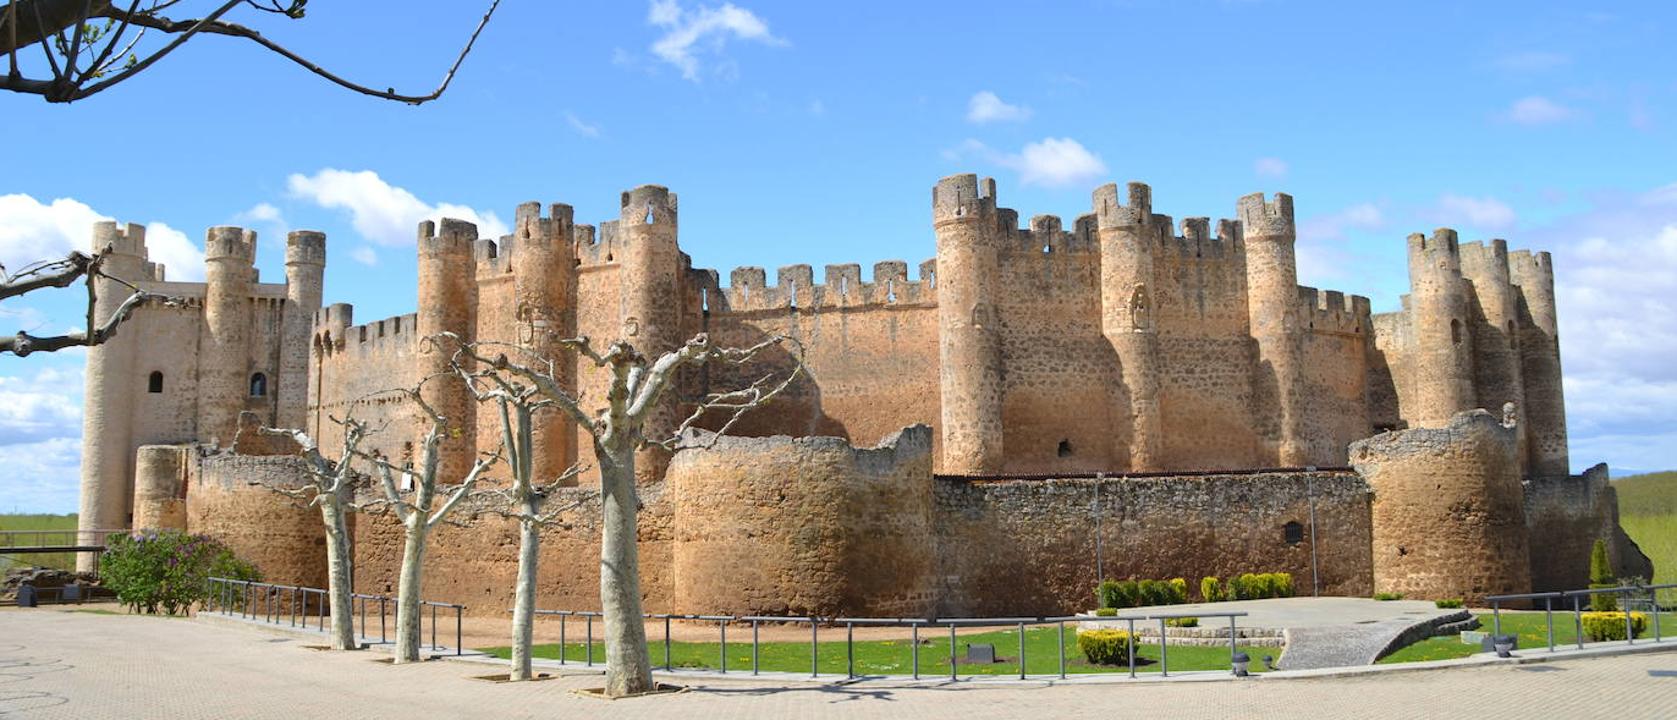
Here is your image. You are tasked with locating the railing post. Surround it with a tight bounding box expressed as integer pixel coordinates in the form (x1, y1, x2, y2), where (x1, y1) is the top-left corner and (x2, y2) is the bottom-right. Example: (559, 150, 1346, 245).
(1158, 618, 1169, 678)
(559, 613, 567, 665)
(430, 603, 438, 651)
(1492, 598, 1502, 638)
(456, 606, 463, 656)
(949, 623, 957, 682)
(846, 622, 854, 679)
(912, 622, 921, 680)
(751, 619, 759, 676)
(811, 619, 819, 678)
(1546, 596, 1555, 652)
(1574, 594, 1584, 650)
(1623, 590, 1635, 645)
(586, 614, 594, 667)
(1017, 621, 1026, 680)
(318, 590, 325, 632)
(380, 595, 387, 644)
(1229, 615, 1238, 673)
(1654, 588, 1663, 642)
(1126, 618, 1136, 679)
(1057, 620, 1066, 680)
(665, 616, 673, 671)
(720, 619, 728, 674)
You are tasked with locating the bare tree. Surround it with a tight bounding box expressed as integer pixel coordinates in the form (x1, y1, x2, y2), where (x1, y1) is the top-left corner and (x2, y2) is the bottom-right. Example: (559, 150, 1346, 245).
(1, 247, 171, 356)
(458, 331, 801, 697)
(354, 379, 498, 664)
(248, 411, 376, 651)
(1, 1, 499, 104)
(438, 333, 587, 681)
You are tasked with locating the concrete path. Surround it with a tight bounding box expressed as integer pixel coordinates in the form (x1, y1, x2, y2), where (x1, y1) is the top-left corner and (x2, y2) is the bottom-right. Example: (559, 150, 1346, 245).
(1122, 597, 1466, 669)
(4, 606, 1676, 719)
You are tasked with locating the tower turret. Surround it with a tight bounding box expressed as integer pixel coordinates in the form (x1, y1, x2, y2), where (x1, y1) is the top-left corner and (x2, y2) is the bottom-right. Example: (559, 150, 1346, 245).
(1094, 181, 1164, 470)
(197, 226, 256, 447)
(1460, 240, 1527, 471)
(1240, 192, 1310, 465)
(934, 174, 1005, 474)
(512, 201, 579, 485)
(417, 218, 479, 480)
(78, 221, 149, 566)
(1509, 250, 1568, 475)
(279, 231, 326, 430)
(1406, 229, 1476, 427)
(618, 185, 683, 482)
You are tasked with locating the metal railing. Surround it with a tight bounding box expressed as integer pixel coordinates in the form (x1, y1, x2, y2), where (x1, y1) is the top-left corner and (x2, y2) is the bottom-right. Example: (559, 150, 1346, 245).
(1486, 583, 1674, 653)
(528, 608, 1251, 680)
(205, 577, 466, 656)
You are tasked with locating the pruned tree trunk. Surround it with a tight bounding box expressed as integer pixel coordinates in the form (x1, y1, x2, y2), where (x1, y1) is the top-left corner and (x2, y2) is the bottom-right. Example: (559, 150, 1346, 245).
(394, 515, 429, 663)
(598, 454, 653, 696)
(509, 498, 539, 681)
(321, 495, 357, 651)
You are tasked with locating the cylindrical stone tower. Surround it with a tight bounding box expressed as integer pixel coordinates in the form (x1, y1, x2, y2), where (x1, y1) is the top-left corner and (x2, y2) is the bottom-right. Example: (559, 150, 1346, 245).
(618, 185, 683, 483)
(417, 218, 479, 481)
(1509, 250, 1568, 476)
(1406, 229, 1476, 427)
(933, 174, 1005, 475)
(279, 231, 326, 430)
(1094, 182, 1164, 471)
(1460, 240, 1527, 471)
(512, 201, 579, 485)
(1351, 409, 1532, 603)
(196, 226, 256, 448)
(78, 222, 148, 566)
(1240, 191, 1309, 466)
(132, 445, 190, 532)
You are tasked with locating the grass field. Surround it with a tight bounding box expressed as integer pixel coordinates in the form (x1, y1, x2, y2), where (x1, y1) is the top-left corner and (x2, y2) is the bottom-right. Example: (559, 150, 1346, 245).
(479, 625, 1280, 676)
(0, 513, 80, 573)
(1614, 471, 1677, 586)
(1378, 611, 1675, 664)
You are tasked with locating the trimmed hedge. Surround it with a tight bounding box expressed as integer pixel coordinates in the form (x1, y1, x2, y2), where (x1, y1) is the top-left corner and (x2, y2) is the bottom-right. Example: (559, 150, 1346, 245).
(1434, 598, 1465, 609)
(1165, 616, 1199, 628)
(1581, 612, 1648, 642)
(1096, 577, 1190, 609)
(1076, 629, 1133, 665)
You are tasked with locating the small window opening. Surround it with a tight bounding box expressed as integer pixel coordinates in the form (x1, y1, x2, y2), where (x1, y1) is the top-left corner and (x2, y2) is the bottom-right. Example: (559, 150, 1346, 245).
(1283, 521, 1304, 545)
(886, 278, 898, 303)
(147, 371, 164, 394)
(1042, 244, 1052, 254)
(789, 280, 798, 309)
(1450, 318, 1463, 345)
(1056, 439, 1073, 458)
(250, 372, 268, 398)
(1507, 320, 1516, 348)
(701, 287, 710, 313)
(644, 205, 656, 224)
(839, 276, 849, 297)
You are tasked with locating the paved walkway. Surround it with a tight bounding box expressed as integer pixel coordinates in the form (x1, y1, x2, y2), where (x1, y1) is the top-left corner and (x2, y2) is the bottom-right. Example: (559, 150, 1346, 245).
(1120, 596, 1465, 669)
(3, 607, 1675, 718)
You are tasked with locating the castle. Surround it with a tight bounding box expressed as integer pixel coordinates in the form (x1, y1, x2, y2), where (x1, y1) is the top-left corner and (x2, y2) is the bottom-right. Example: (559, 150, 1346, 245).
(77, 175, 1649, 615)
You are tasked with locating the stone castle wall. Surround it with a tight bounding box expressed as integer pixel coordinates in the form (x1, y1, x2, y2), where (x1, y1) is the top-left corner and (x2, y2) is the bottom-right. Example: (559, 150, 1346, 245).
(184, 453, 326, 589)
(1524, 464, 1653, 590)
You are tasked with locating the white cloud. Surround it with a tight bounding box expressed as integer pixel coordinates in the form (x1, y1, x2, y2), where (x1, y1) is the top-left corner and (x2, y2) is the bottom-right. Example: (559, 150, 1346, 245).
(286, 169, 507, 247)
(237, 202, 283, 224)
(945, 137, 1109, 189)
(1518, 184, 1677, 472)
(0, 194, 204, 282)
(1505, 96, 1574, 125)
(1295, 202, 1387, 286)
(1493, 51, 1571, 72)
(1431, 193, 1516, 231)
(0, 365, 83, 446)
(564, 111, 601, 138)
(1254, 157, 1289, 179)
(966, 91, 1031, 124)
(647, 0, 785, 82)
(350, 246, 378, 266)
(0, 437, 82, 513)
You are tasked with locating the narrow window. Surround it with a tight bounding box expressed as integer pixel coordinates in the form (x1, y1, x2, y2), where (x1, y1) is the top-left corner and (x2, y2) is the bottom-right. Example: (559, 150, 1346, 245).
(1057, 440, 1073, 458)
(147, 371, 164, 394)
(250, 372, 268, 398)
(1283, 521, 1304, 546)
(1450, 318, 1462, 345)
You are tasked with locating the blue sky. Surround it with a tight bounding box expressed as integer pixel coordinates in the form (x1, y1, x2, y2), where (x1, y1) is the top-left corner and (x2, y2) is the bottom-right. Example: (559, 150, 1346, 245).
(3, 1, 1676, 512)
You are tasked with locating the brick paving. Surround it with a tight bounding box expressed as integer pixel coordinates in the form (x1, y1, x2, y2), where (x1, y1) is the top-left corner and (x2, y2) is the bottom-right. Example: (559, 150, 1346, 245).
(3, 606, 1675, 719)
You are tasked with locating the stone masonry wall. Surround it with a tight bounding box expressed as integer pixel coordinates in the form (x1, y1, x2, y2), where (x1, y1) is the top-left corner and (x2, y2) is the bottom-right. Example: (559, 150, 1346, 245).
(1524, 464, 1653, 590)
(186, 453, 325, 588)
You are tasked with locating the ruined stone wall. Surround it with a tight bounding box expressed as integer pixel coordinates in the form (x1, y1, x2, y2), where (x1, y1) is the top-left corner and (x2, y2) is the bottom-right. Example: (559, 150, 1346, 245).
(185, 453, 325, 588)
(667, 426, 935, 617)
(934, 471, 1375, 616)
(1524, 465, 1653, 590)
(1352, 410, 1532, 603)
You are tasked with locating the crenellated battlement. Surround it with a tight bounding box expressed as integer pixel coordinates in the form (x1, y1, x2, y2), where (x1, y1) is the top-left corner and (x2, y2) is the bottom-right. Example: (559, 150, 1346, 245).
(575, 221, 621, 267)
(1506, 248, 1554, 282)
(418, 217, 479, 258)
(314, 305, 419, 358)
(1407, 228, 1464, 280)
(204, 226, 257, 264)
(713, 259, 935, 313)
(1092, 182, 1152, 229)
(1459, 239, 1512, 286)
(932, 173, 998, 227)
(92, 221, 148, 258)
(1236, 192, 1295, 238)
(1297, 286, 1371, 335)
(994, 213, 1099, 255)
(285, 231, 326, 267)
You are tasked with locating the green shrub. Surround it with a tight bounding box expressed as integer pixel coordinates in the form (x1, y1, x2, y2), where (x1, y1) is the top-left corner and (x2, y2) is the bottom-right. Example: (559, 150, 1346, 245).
(1168, 578, 1189, 604)
(1076, 629, 1132, 665)
(1165, 616, 1199, 628)
(101, 530, 260, 615)
(1373, 591, 1404, 601)
(1096, 580, 1121, 609)
(1200, 576, 1222, 603)
(1589, 539, 1620, 611)
(1272, 572, 1295, 598)
(1434, 598, 1464, 609)
(1094, 607, 1118, 617)
(1581, 612, 1648, 642)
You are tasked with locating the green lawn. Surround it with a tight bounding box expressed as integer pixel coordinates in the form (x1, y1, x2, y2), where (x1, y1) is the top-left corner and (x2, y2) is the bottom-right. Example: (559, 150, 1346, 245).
(0, 513, 80, 573)
(1614, 472, 1677, 586)
(1378, 611, 1675, 664)
(479, 625, 1279, 676)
